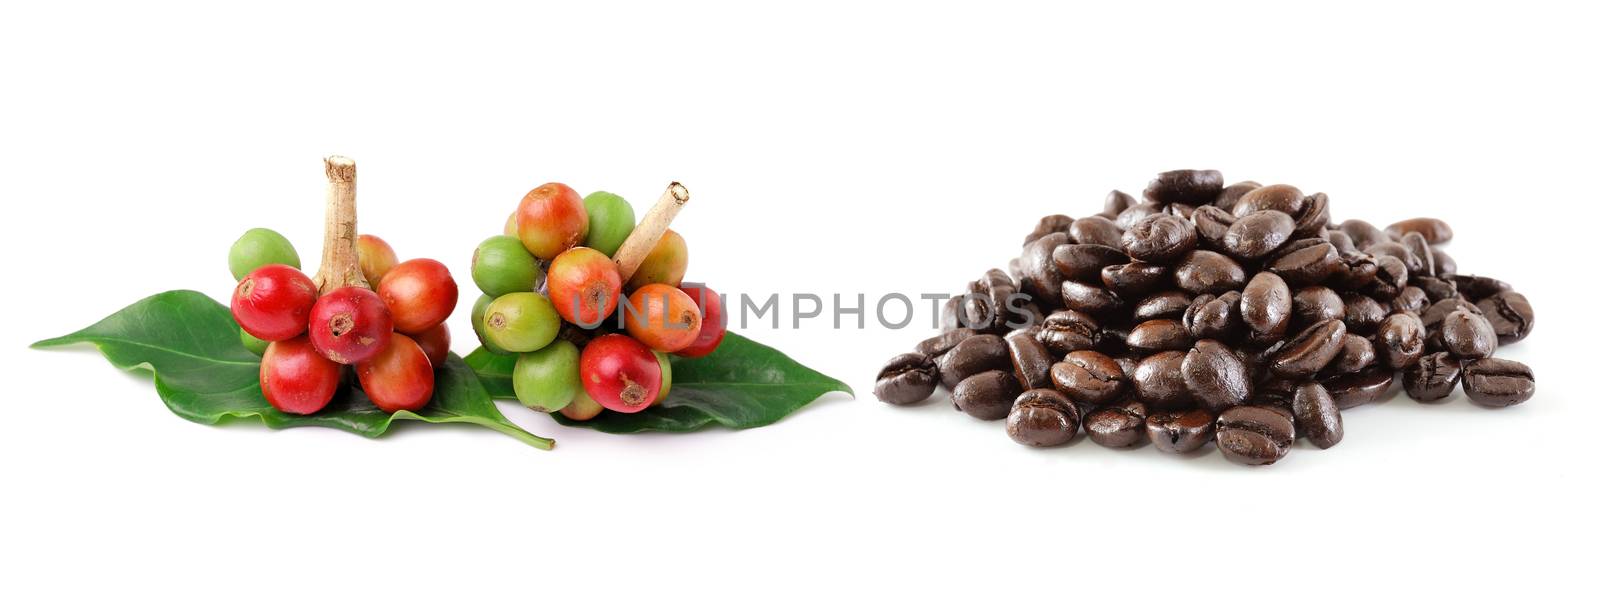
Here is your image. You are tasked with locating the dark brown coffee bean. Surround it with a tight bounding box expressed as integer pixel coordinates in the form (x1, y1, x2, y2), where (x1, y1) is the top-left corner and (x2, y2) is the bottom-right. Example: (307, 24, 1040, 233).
(1385, 217, 1453, 244)
(1181, 339, 1251, 411)
(1270, 319, 1347, 379)
(1338, 219, 1387, 250)
(1461, 358, 1535, 408)
(1231, 184, 1305, 218)
(1144, 169, 1224, 205)
(1343, 293, 1388, 335)
(1321, 368, 1394, 409)
(1223, 210, 1296, 260)
(1266, 241, 1339, 286)
(1018, 232, 1070, 310)
(1184, 291, 1243, 341)
(1403, 352, 1461, 402)
(1146, 409, 1215, 453)
(940, 296, 963, 332)
(1173, 249, 1247, 294)
(1292, 382, 1342, 449)
(1368, 254, 1408, 301)
(1241, 272, 1292, 343)
(1411, 277, 1456, 303)
(1036, 310, 1099, 355)
(1399, 232, 1435, 277)
(1023, 214, 1075, 246)
(1122, 213, 1197, 263)
(1211, 181, 1261, 210)
(1096, 324, 1131, 355)
(1133, 291, 1192, 321)
(1441, 310, 1497, 359)
(1328, 251, 1379, 291)
(1433, 249, 1457, 275)
(916, 329, 979, 358)
(936, 335, 1011, 389)
(1252, 377, 1296, 409)
(1216, 406, 1295, 465)
(1391, 285, 1430, 314)
(1005, 333, 1054, 390)
(1291, 286, 1345, 328)
(1326, 230, 1356, 253)
(1101, 262, 1168, 297)
(1050, 350, 1127, 405)
(1326, 334, 1376, 375)
(1192, 205, 1236, 249)
(1376, 312, 1426, 370)
(1292, 192, 1330, 238)
(1085, 402, 1147, 448)
(1445, 274, 1513, 301)
(1070, 215, 1125, 247)
(1132, 350, 1192, 410)
(1115, 204, 1162, 231)
(1127, 319, 1193, 353)
(1052, 243, 1128, 282)
(1477, 291, 1534, 344)
(1061, 279, 1125, 313)
(874, 353, 939, 405)
(1005, 389, 1080, 446)
(953, 371, 1024, 420)
(1104, 190, 1138, 217)
(1420, 297, 1481, 328)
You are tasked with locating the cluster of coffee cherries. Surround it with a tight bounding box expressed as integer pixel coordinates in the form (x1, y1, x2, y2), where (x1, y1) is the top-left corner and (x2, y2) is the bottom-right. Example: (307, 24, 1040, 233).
(230, 229, 459, 414)
(469, 183, 726, 420)
(875, 169, 1536, 466)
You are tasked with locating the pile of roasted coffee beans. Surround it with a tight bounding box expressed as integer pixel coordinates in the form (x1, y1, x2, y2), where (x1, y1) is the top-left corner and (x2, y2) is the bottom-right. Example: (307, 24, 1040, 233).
(874, 170, 1536, 466)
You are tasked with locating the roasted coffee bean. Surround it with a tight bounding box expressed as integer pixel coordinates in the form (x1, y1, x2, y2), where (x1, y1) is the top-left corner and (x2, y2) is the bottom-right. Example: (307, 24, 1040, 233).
(1184, 291, 1243, 341)
(1005, 333, 1055, 390)
(1328, 251, 1379, 291)
(1115, 204, 1162, 231)
(1446, 274, 1512, 300)
(1050, 350, 1127, 405)
(936, 335, 1011, 389)
(874, 353, 940, 405)
(1024, 214, 1075, 246)
(1326, 230, 1356, 253)
(1292, 286, 1346, 328)
(1376, 312, 1426, 370)
(1440, 309, 1497, 359)
(1368, 255, 1409, 301)
(1134, 291, 1193, 321)
(1293, 382, 1342, 449)
(1008, 257, 1025, 283)
(1270, 319, 1347, 379)
(1343, 293, 1388, 335)
(1293, 192, 1331, 238)
(1192, 205, 1236, 249)
(1174, 250, 1248, 294)
(1104, 190, 1138, 217)
(1216, 406, 1295, 465)
(1127, 319, 1193, 353)
(953, 371, 1024, 420)
(1212, 181, 1261, 211)
(1181, 339, 1251, 411)
(1392, 285, 1430, 314)
(1036, 310, 1099, 355)
(1006, 389, 1080, 446)
(1097, 324, 1131, 355)
(917, 328, 979, 358)
(1461, 358, 1535, 408)
(1326, 334, 1377, 375)
(1101, 262, 1168, 297)
(1403, 352, 1461, 402)
(1070, 216, 1125, 247)
(1053, 243, 1129, 282)
(1122, 213, 1197, 263)
(1421, 297, 1481, 328)
(1252, 376, 1296, 409)
(1322, 368, 1394, 409)
(1339, 219, 1388, 250)
(1132, 350, 1192, 410)
(1224, 210, 1296, 260)
(1240, 272, 1292, 343)
(1399, 232, 1435, 277)
(940, 296, 964, 332)
(959, 276, 1010, 333)
(1146, 409, 1215, 453)
(1477, 291, 1534, 344)
(1433, 249, 1457, 275)
(1085, 401, 1148, 448)
(1411, 277, 1456, 302)
(1144, 169, 1224, 205)
(1061, 279, 1125, 313)
(1386, 217, 1453, 244)
(1267, 241, 1340, 286)
(1232, 184, 1305, 218)
(1018, 232, 1070, 310)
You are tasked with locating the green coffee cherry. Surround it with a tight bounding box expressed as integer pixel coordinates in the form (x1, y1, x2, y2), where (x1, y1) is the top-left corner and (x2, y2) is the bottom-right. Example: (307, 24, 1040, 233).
(513, 340, 580, 412)
(483, 292, 560, 353)
(582, 191, 636, 258)
(653, 350, 673, 405)
(228, 228, 301, 280)
(240, 328, 270, 356)
(471, 235, 541, 297)
(470, 295, 511, 354)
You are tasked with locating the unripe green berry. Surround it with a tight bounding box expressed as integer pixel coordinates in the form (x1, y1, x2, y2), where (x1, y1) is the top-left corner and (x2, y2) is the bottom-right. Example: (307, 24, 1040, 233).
(229, 228, 301, 280)
(470, 294, 511, 354)
(653, 350, 673, 405)
(471, 235, 541, 297)
(513, 340, 580, 412)
(482, 292, 560, 353)
(582, 191, 637, 258)
(240, 328, 270, 356)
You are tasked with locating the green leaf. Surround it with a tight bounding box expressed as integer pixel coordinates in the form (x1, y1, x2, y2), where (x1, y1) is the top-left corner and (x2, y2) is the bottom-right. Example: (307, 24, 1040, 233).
(467, 331, 852, 433)
(33, 290, 553, 449)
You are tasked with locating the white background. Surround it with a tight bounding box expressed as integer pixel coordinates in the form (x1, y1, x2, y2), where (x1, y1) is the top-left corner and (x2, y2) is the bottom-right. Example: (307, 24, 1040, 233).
(2, 2, 1596, 611)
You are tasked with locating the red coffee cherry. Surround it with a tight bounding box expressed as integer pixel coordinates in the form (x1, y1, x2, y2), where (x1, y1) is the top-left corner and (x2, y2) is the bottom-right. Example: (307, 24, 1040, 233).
(516, 182, 590, 260)
(308, 286, 393, 364)
(621, 283, 702, 353)
(232, 264, 319, 341)
(410, 323, 451, 368)
(547, 247, 623, 327)
(580, 334, 661, 413)
(356, 334, 436, 413)
(378, 258, 459, 334)
(260, 335, 343, 415)
(674, 283, 726, 358)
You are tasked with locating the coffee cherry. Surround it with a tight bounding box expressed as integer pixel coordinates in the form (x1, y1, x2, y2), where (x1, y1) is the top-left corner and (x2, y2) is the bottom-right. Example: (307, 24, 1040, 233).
(470, 294, 511, 354)
(471, 235, 540, 297)
(378, 258, 459, 334)
(560, 387, 605, 421)
(356, 333, 435, 413)
(547, 247, 623, 327)
(232, 264, 318, 341)
(240, 329, 269, 356)
(260, 336, 342, 415)
(622, 283, 702, 352)
(411, 323, 451, 367)
(674, 283, 726, 358)
(229, 228, 300, 281)
(627, 229, 688, 291)
(580, 334, 661, 413)
(653, 350, 673, 405)
(483, 292, 560, 352)
(357, 234, 399, 288)
(582, 191, 636, 257)
(517, 182, 589, 259)
(308, 286, 393, 364)
(504, 212, 519, 236)
(513, 340, 581, 411)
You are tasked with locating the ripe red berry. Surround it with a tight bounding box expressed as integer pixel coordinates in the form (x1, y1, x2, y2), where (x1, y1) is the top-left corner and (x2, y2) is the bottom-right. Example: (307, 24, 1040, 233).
(621, 283, 702, 353)
(232, 264, 319, 341)
(378, 258, 459, 334)
(411, 322, 451, 368)
(675, 283, 727, 358)
(260, 336, 343, 415)
(580, 334, 661, 413)
(308, 286, 393, 364)
(547, 247, 622, 327)
(357, 333, 436, 413)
